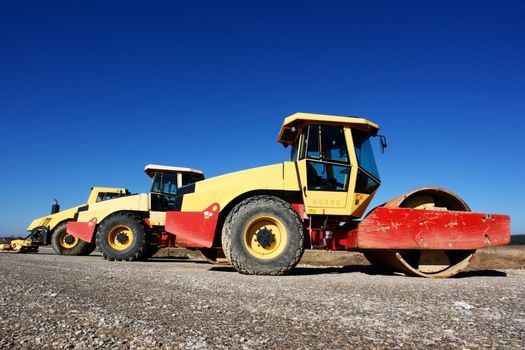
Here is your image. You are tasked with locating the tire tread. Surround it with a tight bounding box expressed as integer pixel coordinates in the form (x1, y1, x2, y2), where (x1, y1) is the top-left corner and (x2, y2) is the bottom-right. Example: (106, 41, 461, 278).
(221, 195, 304, 275)
(51, 222, 96, 256)
(96, 212, 148, 261)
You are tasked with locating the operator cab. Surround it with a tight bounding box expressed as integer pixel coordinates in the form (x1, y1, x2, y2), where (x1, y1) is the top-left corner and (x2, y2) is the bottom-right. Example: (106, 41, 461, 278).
(144, 164, 204, 211)
(278, 112, 384, 217)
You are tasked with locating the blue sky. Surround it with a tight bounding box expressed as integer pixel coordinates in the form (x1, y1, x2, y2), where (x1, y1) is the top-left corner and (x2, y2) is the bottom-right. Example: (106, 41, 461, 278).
(1, 0, 524, 235)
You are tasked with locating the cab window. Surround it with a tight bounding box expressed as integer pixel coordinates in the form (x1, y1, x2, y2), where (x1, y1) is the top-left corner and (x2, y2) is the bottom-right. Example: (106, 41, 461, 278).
(151, 172, 178, 195)
(307, 162, 349, 191)
(300, 125, 349, 164)
(290, 142, 299, 161)
(300, 124, 350, 191)
(321, 125, 348, 163)
(352, 130, 380, 180)
(96, 192, 121, 202)
(352, 130, 381, 194)
(181, 172, 204, 186)
(306, 125, 320, 159)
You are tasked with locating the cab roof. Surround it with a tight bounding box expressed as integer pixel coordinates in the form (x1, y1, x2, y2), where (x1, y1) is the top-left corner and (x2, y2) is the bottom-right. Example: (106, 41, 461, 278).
(91, 187, 128, 192)
(144, 164, 204, 178)
(277, 112, 380, 146)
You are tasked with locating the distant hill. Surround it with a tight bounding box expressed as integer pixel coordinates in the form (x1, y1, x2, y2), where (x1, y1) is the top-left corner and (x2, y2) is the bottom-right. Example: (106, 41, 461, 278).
(510, 234, 525, 245)
(0, 236, 21, 244)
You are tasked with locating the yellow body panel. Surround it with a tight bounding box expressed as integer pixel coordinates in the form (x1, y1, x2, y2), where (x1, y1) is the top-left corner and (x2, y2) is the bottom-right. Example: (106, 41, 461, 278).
(149, 211, 167, 226)
(76, 194, 149, 223)
(27, 206, 81, 232)
(26, 187, 129, 232)
(181, 163, 300, 211)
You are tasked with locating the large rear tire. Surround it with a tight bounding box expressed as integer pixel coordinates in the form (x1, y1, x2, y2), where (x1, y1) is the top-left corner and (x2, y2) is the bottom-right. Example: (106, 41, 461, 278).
(51, 222, 96, 256)
(96, 213, 149, 261)
(222, 195, 305, 275)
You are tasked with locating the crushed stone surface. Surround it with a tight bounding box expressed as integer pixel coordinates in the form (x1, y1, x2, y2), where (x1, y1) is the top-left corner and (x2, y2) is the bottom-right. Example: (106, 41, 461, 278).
(1, 250, 524, 349)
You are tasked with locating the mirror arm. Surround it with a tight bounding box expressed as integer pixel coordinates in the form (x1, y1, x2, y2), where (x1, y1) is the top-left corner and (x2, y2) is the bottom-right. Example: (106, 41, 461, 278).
(377, 134, 388, 154)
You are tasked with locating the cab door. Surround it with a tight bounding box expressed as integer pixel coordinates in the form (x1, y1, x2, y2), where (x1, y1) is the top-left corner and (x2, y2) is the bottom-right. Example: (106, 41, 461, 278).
(296, 124, 352, 214)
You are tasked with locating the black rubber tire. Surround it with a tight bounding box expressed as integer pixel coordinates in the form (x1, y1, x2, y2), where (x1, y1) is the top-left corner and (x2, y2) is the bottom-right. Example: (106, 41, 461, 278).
(221, 195, 305, 275)
(96, 212, 149, 261)
(51, 222, 96, 256)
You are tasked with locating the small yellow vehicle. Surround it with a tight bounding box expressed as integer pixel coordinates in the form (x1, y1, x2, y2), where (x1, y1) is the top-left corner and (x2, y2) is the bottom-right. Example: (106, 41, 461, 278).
(27, 187, 130, 255)
(0, 238, 39, 253)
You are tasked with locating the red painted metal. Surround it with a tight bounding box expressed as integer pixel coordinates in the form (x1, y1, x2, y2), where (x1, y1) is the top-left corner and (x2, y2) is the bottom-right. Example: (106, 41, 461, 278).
(159, 233, 176, 248)
(67, 218, 97, 243)
(150, 232, 177, 248)
(344, 207, 511, 250)
(308, 229, 349, 250)
(291, 203, 307, 219)
(165, 203, 220, 248)
(305, 216, 356, 250)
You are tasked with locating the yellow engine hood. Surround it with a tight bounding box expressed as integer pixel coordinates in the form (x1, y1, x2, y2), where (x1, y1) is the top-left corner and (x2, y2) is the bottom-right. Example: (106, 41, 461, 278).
(181, 162, 300, 211)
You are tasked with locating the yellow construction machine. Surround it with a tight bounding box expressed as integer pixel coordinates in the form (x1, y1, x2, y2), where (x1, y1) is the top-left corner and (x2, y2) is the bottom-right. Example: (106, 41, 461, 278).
(25, 165, 204, 258)
(2, 188, 129, 254)
(0, 238, 39, 253)
(63, 113, 511, 277)
(25, 187, 130, 255)
(49, 165, 204, 260)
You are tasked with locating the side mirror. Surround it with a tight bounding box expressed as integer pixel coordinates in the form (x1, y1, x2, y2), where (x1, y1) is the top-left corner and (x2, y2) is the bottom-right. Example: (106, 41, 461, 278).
(378, 135, 387, 154)
(280, 126, 298, 148)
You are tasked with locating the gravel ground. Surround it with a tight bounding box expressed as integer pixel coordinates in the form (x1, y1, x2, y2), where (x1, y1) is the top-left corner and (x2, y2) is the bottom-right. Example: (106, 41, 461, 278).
(1, 250, 524, 349)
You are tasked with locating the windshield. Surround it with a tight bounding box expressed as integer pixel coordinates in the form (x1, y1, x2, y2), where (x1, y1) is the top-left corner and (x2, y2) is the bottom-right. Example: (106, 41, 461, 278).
(150, 172, 178, 195)
(352, 130, 380, 181)
(290, 142, 298, 161)
(96, 192, 123, 202)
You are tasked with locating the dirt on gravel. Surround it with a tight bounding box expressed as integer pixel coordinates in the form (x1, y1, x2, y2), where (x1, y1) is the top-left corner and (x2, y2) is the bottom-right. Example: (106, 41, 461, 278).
(1, 247, 524, 349)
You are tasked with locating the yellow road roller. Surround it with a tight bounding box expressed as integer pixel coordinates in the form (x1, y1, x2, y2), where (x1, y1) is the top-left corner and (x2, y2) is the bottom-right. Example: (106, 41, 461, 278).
(66, 113, 510, 277)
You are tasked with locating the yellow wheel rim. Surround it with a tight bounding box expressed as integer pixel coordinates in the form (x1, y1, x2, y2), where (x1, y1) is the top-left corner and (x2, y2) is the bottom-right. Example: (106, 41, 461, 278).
(244, 216, 287, 260)
(107, 225, 134, 251)
(59, 230, 79, 249)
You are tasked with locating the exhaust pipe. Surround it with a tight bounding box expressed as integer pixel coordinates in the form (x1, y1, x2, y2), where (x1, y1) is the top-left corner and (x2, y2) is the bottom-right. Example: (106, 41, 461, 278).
(51, 199, 60, 214)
